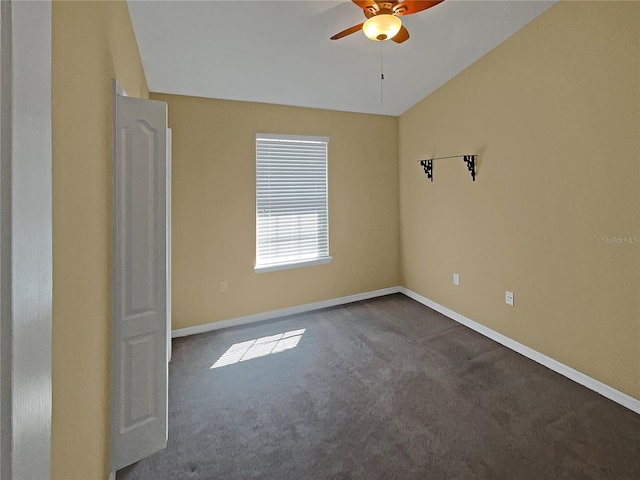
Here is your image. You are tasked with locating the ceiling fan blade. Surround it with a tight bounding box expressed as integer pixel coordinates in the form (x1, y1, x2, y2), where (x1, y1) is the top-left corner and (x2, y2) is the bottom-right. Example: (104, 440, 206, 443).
(391, 25, 410, 43)
(330, 23, 364, 40)
(394, 0, 443, 16)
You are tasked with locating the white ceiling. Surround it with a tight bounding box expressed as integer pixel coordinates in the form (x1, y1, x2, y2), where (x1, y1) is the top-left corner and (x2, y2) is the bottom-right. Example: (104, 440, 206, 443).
(128, 0, 556, 116)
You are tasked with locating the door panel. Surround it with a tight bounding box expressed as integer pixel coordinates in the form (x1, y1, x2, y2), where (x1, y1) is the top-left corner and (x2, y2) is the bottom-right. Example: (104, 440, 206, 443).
(112, 91, 168, 471)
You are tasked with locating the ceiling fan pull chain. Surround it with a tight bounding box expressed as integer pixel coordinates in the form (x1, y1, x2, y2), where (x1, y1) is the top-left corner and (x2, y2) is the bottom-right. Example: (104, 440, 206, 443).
(380, 41, 384, 102)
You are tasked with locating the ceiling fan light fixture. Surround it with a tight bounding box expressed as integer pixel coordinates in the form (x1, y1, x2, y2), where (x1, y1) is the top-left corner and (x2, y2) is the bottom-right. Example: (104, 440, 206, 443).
(363, 14, 401, 42)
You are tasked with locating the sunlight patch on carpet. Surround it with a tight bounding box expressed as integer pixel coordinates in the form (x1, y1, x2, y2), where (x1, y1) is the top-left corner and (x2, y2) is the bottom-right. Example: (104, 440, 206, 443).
(210, 329, 306, 369)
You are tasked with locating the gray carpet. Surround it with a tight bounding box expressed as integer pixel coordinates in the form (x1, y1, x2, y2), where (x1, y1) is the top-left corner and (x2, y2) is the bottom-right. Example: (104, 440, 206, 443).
(118, 294, 640, 480)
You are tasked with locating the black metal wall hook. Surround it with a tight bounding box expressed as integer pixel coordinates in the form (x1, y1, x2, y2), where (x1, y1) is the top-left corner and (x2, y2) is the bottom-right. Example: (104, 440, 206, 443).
(419, 159, 433, 181)
(463, 155, 476, 181)
(418, 155, 476, 182)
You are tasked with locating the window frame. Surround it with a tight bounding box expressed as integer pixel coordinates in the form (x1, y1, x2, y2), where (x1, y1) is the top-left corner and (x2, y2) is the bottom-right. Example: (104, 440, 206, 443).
(254, 133, 332, 273)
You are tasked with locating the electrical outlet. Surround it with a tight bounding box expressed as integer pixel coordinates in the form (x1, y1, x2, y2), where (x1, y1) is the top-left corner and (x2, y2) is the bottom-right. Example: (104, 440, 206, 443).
(220, 280, 228, 292)
(505, 291, 514, 306)
(453, 273, 460, 286)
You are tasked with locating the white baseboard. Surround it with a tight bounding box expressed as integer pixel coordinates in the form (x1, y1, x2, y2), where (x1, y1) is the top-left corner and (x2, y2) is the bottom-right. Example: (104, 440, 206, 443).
(400, 287, 640, 415)
(171, 286, 402, 338)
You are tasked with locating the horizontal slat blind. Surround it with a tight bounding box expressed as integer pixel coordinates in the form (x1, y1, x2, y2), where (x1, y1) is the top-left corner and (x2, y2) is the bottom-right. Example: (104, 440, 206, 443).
(256, 134, 329, 269)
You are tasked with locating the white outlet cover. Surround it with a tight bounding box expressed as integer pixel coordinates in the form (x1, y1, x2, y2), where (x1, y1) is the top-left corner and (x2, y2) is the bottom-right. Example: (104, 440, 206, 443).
(506, 291, 514, 306)
(453, 273, 460, 286)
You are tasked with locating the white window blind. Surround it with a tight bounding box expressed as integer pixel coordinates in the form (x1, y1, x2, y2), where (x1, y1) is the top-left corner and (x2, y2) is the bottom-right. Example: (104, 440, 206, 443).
(255, 134, 331, 273)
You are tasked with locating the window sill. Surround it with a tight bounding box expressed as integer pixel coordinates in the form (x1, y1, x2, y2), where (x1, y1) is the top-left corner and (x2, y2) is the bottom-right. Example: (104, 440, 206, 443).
(254, 256, 333, 274)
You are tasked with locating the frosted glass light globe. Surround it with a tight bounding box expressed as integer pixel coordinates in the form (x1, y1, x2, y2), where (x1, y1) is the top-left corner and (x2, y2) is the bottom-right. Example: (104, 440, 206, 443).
(363, 14, 402, 41)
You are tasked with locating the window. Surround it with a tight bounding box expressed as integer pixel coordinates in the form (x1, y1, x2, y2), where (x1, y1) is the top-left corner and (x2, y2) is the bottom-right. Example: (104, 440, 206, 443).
(255, 134, 331, 273)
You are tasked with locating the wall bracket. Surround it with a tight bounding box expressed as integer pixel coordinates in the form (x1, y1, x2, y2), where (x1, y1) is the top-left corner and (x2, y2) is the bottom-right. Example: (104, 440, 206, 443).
(418, 155, 476, 182)
(419, 159, 433, 181)
(463, 155, 476, 181)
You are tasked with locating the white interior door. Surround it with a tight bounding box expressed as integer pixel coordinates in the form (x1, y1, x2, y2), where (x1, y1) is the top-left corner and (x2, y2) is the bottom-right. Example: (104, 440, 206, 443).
(111, 87, 169, 471)
(1, 2, 52, 479)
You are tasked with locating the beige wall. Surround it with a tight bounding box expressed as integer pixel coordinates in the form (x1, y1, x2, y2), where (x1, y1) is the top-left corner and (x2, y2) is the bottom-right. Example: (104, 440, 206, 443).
(399, 1, 639, 400)
(52, 1, 149, 479)
(150, 94, 400, 329)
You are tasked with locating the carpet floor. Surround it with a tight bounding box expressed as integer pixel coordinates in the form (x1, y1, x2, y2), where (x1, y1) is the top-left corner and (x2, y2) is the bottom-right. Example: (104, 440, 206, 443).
(117, 293, 640, 480)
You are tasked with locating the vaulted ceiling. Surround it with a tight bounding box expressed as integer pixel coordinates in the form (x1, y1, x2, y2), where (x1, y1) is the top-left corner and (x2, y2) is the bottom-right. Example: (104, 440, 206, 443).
(128, 0, 556, 116)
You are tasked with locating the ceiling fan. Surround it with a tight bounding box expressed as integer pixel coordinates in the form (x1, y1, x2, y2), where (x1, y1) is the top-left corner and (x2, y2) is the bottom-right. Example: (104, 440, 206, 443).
(331, 0, 444, 43)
